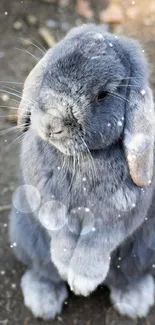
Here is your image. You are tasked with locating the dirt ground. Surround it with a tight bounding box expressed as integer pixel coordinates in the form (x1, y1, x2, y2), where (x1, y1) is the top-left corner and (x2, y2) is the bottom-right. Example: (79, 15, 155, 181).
(0, 1, 155, 324)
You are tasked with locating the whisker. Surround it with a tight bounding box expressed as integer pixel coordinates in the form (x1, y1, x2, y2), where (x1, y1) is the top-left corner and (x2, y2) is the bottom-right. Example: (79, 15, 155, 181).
(0, 124, 26, 135)
(107, 91, 131, 104)
(80, 136, 97, 185)
(4, 132, 25, 151)
(0, 114, 18, 119)
(0, 106, 18, 110)
(0, 81, 24, 85)
(23, 34, 47, 52)
(0, 88, 36, 105)
(62, 153, 76, 202)
(13, 37, 45, 55)
(13, 47, 40, 61)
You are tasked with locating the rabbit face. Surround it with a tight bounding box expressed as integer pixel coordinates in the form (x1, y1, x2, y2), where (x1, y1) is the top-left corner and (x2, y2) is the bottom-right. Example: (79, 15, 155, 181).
(30, 30, 127, 155)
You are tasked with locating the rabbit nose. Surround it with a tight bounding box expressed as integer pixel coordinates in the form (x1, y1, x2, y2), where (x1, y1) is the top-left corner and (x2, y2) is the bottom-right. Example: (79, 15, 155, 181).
(48, 118, 63, 136)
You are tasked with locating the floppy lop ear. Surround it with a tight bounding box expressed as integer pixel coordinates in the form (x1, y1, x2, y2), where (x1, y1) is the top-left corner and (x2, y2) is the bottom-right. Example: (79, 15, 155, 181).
(124, 86, 155, 187)
(18, 51, 51, 132)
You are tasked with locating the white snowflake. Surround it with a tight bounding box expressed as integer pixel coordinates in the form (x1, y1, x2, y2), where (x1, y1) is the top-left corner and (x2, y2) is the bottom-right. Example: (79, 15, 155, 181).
(140, 89, 146, 96)
(117, 121, 123, 127)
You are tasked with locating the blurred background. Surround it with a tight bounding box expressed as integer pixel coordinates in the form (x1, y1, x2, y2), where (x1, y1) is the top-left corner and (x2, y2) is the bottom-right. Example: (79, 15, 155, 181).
(0, 1, 155, 325)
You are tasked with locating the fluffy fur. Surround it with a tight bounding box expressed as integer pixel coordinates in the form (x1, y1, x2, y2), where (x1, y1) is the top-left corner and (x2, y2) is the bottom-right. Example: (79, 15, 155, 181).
(9, 24, 155, 319)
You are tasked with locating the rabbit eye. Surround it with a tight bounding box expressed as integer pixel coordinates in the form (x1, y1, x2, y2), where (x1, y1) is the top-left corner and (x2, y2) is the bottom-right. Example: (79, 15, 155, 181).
(97, 91, 108, 101)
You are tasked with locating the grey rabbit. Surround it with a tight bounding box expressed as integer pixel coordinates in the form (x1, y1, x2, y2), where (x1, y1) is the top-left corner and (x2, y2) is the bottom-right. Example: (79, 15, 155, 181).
(9, 24, 155, 320)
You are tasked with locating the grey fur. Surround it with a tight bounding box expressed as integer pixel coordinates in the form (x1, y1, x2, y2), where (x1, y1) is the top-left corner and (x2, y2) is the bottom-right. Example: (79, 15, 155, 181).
(9, 24, 155, 319)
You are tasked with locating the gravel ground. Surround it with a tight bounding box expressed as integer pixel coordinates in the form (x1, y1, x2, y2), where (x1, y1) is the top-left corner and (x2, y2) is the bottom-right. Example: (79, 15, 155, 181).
(0, 1, 155, 324)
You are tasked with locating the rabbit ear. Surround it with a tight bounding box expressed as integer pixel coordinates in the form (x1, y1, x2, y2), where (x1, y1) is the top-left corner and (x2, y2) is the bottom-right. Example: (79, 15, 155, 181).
(124, 87, 155, 187)
(18, 52, 50, 132)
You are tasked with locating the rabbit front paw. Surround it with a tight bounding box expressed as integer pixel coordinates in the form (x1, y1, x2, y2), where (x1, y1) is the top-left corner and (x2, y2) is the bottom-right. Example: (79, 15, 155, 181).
(68, 268, 103, 296)
(68, 256, 110, 296)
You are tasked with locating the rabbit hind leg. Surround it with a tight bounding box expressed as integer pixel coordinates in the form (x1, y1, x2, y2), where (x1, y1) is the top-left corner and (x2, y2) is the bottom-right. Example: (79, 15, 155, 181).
(110, 274, 155, 319)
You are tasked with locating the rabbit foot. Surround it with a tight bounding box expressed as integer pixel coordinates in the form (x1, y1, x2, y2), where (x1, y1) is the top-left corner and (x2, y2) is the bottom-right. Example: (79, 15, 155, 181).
(110, 274, 155, 319)
(68, 268, 104, 296)
(21, 270, 68, 320)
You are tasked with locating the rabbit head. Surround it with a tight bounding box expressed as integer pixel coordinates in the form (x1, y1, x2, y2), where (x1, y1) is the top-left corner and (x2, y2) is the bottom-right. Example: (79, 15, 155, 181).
(18, 24, 155, 187)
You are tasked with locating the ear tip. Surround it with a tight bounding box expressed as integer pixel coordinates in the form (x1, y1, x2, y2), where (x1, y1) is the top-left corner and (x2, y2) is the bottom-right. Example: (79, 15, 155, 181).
(130, 174, 153, 187)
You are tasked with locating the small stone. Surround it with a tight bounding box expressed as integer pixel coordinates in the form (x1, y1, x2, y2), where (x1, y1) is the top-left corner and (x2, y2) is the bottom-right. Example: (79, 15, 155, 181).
(38, 27, 56, 47)
(76, 0, 94, 20)
(64, 301, 68, 305)
(145, 218, 148, 220)
(118, 214, 121, 218)
(1, 270, 5, 275)
(109, 42, 113, 47)
(21, 38, 32, 48)
(152, 264, 155, 268)
(149, 180, 152, 184)
(100, 4, 123, 24)
(82, 177, 87, 182)
(11, 283, 16, 289)
(78, 207, 81, 210)
(45, 20, 58, 29)
(60, 22, 70, 32)
(5, 139, 7, 143)
(85, 208, 90, 212)
(0, 52, 5, 58)
(118, 257, 122, 260)
(132, 203, 136, 208)
(107, 123, 111, 127)
(63, 248, 67, 252)
(13, 20, 24, 30)
(5, 11, 8, 15)
(117, 265, 120, 268)
(92, 227, 96, 232)
(59, 0, 70, 8)
(132, 1, 135, 4)
(121, 117, 124, 120)
(57, 166, 61, 170)
(3, 223, 7, 227)
(83, 187, 86, 191)
(26, 15, 38, 26)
